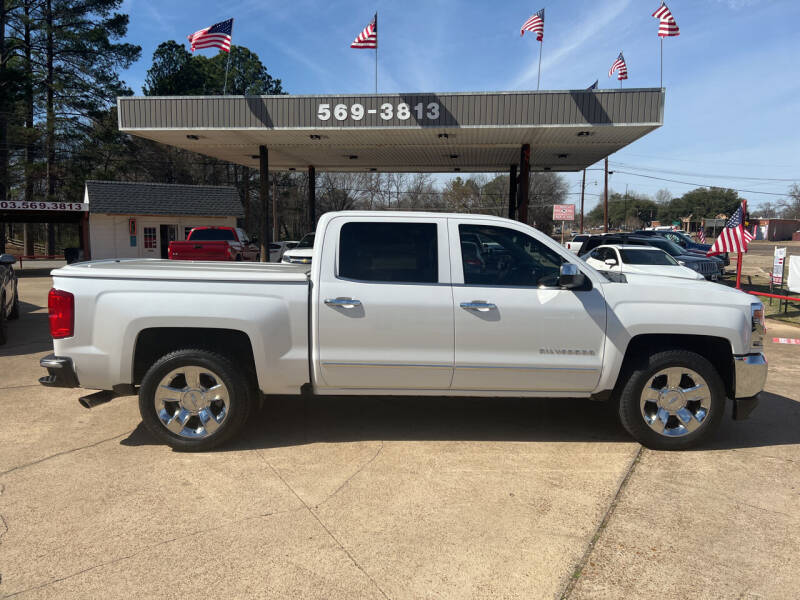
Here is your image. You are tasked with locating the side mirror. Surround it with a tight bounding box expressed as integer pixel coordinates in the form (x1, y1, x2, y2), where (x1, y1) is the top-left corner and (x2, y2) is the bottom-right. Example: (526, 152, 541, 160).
(559, 263, 585, 289)
(678, 260, 686, 266)
(604, 258, 618, 266)
(0, 254, 16, 266)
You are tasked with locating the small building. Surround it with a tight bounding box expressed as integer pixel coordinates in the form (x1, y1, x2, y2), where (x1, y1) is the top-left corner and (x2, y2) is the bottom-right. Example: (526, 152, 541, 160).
(753, 219, 800, 242)
(84, 180, 243, 259)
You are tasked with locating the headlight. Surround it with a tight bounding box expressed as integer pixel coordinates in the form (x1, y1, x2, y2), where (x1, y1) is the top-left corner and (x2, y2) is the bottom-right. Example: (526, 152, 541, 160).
(750, 302, 765, 348)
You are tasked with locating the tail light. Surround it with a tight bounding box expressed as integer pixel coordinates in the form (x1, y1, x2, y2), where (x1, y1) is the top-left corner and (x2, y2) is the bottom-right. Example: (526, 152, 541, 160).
(48, 289, 74, 339)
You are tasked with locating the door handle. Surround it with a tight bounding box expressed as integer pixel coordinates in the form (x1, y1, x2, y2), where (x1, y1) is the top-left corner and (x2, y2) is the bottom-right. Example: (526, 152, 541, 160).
(460, 301, 496, 312)
(325, 297, 362, 309)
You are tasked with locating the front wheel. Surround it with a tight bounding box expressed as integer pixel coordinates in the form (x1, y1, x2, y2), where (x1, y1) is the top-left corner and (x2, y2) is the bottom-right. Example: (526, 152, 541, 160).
(617, 350, 725, 450)
(138, 349, 253, 451)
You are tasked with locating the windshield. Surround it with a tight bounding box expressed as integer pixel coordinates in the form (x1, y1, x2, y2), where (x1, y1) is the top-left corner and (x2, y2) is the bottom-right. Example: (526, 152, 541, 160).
(188, 229, 235, 241)
(297, 233, 315, 249)
(572, 235, 589, 242)
(645, 237, 684, 257)
(620, 248, 678, 266)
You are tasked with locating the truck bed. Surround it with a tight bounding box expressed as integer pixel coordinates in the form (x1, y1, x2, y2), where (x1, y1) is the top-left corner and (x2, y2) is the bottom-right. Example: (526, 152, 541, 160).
(53, 259, 309, 282)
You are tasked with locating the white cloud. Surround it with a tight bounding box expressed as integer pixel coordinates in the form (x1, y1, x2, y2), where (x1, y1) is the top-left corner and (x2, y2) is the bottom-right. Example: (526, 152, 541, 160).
(510, 0, 635, 89)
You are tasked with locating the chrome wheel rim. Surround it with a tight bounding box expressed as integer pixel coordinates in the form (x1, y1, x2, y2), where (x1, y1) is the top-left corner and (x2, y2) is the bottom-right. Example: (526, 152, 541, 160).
(154, 366, 230, 439)
(640, 367, 712, 438)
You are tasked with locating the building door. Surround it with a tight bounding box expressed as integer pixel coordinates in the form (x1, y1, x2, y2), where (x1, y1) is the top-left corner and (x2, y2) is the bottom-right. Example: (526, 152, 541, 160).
(159, 224, 177, 258)
(142, 226, 158, 257)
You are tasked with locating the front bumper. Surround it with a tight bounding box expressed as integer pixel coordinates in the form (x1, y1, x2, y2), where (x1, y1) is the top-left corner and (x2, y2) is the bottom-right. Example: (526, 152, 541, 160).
(734, 352, 768, 398)
(39, 354, 80, 388)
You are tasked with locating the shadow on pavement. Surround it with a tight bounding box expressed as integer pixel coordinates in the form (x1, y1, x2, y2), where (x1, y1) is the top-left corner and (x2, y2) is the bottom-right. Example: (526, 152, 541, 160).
(121, 395, 630, 449)
(120, 391, 800, 452)
(697, 391, 800, 451)
(0, 300, 53, 357)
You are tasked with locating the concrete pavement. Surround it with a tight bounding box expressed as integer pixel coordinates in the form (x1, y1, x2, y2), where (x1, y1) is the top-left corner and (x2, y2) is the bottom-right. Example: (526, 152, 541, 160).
(0, 274, 798, 599)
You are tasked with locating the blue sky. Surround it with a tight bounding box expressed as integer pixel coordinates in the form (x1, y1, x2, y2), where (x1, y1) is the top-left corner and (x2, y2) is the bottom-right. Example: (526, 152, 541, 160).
(119, 0, 799, 212)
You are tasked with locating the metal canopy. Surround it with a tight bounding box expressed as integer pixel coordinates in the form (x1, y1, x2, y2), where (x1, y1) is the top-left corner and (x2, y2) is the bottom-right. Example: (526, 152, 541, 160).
(117, 89, 664, 173)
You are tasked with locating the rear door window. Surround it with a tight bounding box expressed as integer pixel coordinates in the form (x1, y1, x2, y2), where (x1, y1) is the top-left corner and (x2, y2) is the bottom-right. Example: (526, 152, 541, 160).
(339, 222, 438, 283)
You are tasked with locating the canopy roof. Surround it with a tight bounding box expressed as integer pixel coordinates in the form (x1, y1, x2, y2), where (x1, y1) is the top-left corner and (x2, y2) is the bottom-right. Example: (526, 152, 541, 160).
(117, 89, 664, 173)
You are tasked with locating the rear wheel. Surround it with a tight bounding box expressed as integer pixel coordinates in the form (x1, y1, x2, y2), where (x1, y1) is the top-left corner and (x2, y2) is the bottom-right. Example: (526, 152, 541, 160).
(138, 349, 252, 451)
(617, 350, 725, 450)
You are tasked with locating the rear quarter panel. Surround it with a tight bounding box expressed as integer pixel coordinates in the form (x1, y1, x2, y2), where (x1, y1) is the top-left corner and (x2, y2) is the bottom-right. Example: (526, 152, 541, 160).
(51, 274, 309, 394)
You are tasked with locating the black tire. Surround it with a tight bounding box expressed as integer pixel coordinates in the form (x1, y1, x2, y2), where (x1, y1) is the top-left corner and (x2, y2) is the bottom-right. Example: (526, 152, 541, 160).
(617, 350, 725, 450)
(9, 287, 20, 320)
(0, 293, 7, 345)
(138, 349, 253, 451)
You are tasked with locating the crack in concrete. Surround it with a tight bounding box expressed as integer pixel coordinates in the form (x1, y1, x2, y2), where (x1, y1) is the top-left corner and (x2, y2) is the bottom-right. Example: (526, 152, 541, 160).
(559, 446, 644, 600)
(0, 384, 45, 391)
(317, 442, 384, 508)
(0, 431, 132, 478)
(256, 448, 390, 600)
(1, 507, 301, 598)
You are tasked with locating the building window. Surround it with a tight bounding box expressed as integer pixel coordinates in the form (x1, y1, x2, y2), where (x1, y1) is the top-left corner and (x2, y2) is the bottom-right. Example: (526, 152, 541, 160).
(143, 227, 157, 249)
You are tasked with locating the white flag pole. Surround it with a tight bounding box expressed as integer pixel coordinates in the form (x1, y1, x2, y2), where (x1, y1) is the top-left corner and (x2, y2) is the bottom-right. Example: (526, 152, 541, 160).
(223, 20, 234, 94)
(537, 39, 543, 90)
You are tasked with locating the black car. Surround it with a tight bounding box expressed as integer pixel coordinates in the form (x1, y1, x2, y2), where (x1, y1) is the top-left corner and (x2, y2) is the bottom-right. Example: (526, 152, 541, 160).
(633, 230, 729, 266)
(0, 254, 21, 344)
(579, 234, 722, 281)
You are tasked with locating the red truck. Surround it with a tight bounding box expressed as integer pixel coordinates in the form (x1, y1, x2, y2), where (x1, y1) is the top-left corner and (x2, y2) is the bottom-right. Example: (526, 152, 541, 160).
(168, 227, 259, 262)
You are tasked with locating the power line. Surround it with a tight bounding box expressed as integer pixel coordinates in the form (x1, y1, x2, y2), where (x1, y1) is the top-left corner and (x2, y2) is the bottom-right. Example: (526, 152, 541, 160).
(609, 162, 798, 182)
(610, 170, 792, 197)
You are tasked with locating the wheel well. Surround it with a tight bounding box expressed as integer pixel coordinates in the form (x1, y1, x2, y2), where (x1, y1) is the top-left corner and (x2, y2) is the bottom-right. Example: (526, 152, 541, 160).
(132, 328, 257, 385)
(618, 334, 734, 399)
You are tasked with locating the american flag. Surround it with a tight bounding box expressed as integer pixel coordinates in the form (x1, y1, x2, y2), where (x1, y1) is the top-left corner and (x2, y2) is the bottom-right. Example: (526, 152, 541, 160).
(351, 14, 377, 49)
(697, 227, 706, 244)
(652, 2, 680, 37)
(520, 9, 545, 40)
(707, 203, 755, 256)
(187, 18, 233, 53)
(608, 53, 628, 80)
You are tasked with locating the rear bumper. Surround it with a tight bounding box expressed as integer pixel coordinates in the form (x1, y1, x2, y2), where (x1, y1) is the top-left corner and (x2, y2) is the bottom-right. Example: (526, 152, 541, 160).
(39, 354, 80, 388)
(733, 353, 767, 399)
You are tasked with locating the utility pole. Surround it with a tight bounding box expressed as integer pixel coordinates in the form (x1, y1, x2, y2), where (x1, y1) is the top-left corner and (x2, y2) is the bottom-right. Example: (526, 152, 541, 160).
(579, 169, 586, 234)
(259, 146, 270, 262)
(603, 157, 609, 233)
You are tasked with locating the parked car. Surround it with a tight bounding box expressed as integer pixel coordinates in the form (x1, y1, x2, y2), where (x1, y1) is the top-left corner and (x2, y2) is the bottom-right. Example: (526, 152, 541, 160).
(281, 232, 314, 264)
(634, 229, 729, 266)
(0, 253, 20, 345)
(40, 211, 767, 452)
(168, 227, 259, 262)
(269, 241, 297, 263)
(583, 245, 704, 281)
(580, 234, 723, 281)
(565, 234, 589, 254)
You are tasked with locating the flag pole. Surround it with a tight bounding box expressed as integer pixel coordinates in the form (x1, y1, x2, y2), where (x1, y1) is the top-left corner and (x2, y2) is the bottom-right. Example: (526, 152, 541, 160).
(735, 199, 746, 289)
(660, 37, 663, 88)
(537, 39, 543, 90)
(375, 12, 378, 94)
(223, 20, 234, 94)
(223, 50, 232, 94)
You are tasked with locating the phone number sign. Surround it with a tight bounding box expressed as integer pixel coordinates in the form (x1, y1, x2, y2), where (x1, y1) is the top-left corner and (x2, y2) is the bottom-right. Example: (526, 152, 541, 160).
(0, 201, 88, 212)
(552, 204, 575, 221)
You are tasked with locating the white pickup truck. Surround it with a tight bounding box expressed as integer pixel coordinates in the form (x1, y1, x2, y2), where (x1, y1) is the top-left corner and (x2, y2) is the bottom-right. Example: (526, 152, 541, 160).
(40, 211, 767, 451)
